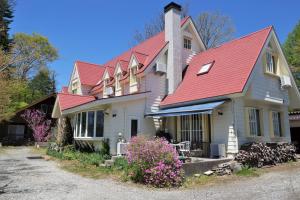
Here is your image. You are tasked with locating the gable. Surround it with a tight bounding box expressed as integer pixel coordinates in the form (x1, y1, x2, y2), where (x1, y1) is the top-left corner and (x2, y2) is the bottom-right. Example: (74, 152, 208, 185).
(244, 29, 300, 109)
(161, 26, 272, 107)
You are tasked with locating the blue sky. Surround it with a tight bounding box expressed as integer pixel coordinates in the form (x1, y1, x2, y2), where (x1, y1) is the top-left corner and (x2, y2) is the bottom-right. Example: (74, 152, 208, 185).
(10, 0, 300, 90)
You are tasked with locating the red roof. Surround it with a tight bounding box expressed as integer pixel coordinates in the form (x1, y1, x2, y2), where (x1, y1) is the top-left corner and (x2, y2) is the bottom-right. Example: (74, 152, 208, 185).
(76, 61, 105, 86)
(57, 93, 95, 111)
(161, 26, 272, 107)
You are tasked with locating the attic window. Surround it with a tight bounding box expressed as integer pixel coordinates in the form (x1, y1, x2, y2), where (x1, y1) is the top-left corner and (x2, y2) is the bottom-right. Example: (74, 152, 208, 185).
(197, 61, 214, 75)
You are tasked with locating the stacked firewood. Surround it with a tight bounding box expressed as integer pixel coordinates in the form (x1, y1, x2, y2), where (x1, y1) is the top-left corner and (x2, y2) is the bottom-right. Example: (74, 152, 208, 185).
(235, 142, 297, 168)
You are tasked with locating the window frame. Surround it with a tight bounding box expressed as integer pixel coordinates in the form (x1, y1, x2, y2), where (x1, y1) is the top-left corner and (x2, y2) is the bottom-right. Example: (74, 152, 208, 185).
(265, 50, 277, 75)
(270, 111, 283, 137)
(115, 73, 122, 91)
(130, 65, 138, 86)
(74, 110, 104, 139)
(246, 107, 262, 137)
(183, 37, 192, 50)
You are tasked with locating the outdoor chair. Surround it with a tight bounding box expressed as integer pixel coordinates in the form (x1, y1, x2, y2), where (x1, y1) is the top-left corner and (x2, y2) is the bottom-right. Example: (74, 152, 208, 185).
(179, 141, 191, 157)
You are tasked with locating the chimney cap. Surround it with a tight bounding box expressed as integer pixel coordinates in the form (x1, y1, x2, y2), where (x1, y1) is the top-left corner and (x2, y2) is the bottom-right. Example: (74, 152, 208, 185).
(164, 2, 182, 13)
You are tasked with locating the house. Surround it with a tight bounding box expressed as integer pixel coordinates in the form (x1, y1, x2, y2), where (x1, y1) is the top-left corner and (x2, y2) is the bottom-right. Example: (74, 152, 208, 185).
(0, 94, 56, 145)
(52, 2, 300, 157)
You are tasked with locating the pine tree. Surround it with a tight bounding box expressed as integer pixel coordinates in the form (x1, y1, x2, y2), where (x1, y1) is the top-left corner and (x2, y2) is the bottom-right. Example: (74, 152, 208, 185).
(0, 0, 13, 51)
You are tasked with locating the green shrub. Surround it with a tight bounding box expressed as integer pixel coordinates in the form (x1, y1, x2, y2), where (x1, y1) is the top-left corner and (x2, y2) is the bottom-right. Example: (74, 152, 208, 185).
(46, 149, 63, 159)
(114, 157, 129, 170)
(99, 139, 110, 156)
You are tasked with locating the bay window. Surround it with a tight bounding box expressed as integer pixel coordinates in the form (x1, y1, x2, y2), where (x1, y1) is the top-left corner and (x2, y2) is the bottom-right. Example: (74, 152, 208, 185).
(81, 112, 86, 137)
(74, 110, 104, 138)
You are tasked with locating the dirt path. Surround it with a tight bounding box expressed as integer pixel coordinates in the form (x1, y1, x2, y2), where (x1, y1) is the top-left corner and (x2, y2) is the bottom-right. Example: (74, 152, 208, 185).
(0, 146, 300, 200)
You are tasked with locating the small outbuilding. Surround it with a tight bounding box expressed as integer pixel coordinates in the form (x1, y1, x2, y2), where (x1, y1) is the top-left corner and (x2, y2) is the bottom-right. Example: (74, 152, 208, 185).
(0, 94, 56, 145)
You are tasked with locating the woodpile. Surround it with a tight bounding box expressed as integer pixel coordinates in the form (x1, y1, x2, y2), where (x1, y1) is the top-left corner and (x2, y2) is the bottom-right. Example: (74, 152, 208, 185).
(235, 142, 297, 168)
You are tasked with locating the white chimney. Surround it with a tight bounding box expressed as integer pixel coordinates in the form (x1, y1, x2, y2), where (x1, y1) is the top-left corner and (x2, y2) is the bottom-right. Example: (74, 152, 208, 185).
(164, 2, 182, 94)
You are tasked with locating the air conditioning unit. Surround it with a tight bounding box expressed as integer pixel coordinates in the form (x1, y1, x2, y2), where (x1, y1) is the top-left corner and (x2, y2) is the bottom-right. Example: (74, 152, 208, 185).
(210, 144, 226, 158)
(117, 142, 129, 156)
(155, 62, 167, 73)
(280, 75, 292, 88)
(105, 87, 114, 95)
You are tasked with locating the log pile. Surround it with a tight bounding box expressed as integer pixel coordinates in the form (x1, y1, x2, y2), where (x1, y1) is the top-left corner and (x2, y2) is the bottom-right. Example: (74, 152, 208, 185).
(235, 142, 297, 168)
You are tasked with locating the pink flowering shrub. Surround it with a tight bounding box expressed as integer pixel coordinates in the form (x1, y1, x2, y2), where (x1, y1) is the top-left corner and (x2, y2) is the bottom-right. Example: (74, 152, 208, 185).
(21, 109, 51, 142)
(126, 135, 184, 187)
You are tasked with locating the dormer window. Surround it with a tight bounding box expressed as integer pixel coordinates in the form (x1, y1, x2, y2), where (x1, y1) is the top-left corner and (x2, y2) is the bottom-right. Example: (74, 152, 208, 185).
(72, 81, 78, 94)
(184, 38, 191, 50)
(130, 65, 137, 85)
(266, 51, 277, 74)
(197, 61, 214, 75)
(115, 73, 122, 90)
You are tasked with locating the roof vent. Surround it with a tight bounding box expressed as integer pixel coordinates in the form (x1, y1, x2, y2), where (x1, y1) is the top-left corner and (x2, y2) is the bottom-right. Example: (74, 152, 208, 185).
(197, 61, 214, 75)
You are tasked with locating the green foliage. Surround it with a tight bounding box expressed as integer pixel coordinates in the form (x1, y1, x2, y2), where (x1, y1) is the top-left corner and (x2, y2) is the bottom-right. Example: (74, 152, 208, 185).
(99, 139, 110, 156)
(0, 0, 14, 51)
(29, 69, 56, 99)
(235, 166, 259, 177)
(47, 145, 107, 166)
(12, 33, 58, 79)
(283, 20, 300, 87)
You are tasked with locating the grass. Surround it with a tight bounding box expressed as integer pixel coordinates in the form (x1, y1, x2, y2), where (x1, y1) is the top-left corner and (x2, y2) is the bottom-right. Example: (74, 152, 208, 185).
(235, 167, 260, 177)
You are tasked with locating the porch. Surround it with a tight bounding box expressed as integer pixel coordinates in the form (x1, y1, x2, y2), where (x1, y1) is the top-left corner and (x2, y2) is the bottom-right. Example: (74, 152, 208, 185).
(147, 100, 227, 158)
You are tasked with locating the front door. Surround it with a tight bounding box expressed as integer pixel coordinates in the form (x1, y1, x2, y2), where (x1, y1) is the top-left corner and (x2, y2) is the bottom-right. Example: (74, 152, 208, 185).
(131, 119, 138, 137)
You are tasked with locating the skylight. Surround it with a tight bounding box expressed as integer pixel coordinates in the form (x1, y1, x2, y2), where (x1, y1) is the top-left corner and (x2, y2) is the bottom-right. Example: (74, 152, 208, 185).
(197, 61, 214, 75)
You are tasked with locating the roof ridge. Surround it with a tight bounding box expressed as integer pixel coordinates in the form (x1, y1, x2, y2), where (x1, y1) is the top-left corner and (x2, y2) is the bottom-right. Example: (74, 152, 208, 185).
(192, 26, 273, 58)
(58, 92, 95, 98)
(76, 60, 103, 67)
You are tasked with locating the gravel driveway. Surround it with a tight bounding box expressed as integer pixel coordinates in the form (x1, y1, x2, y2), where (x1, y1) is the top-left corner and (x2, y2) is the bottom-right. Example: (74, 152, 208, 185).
(0, 147, 300, 200)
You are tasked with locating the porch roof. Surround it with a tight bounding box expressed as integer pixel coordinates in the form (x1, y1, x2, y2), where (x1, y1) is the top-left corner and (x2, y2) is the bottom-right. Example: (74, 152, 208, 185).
(146, 100, 225, 117)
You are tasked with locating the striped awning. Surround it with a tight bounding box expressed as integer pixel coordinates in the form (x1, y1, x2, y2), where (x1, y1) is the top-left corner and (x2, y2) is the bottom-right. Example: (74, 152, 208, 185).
(146, 101, 225, 117)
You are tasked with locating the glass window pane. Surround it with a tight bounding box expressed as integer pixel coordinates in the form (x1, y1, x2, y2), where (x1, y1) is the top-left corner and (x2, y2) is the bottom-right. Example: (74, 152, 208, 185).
(76, 113, 81, 137)
(88, 111, 94, 137)
(81, 112, 86, 137)
(96, 111, 104, 137)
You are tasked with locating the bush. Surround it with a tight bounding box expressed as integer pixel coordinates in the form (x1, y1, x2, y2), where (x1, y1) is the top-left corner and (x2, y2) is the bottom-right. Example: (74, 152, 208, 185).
(126, 136, 184, 187)
(46, 144, 106, 166)
(235, 142, 297, 168)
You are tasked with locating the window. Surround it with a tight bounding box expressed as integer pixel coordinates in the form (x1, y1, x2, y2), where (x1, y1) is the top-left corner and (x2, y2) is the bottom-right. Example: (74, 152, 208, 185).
(130, 66, 137, 85)
(40, 104, 48, 114)
(96, 111, 104, 137)
(81, 112, 86, 137)
(76, 113, 81, 137)
(271, 111, 282, 137)
(115, 73, 122, 90)
(72, 81, 78, 94)
(74, 110, 104, 138)
(197, 61, 214, 75)
(180, 114, 203, 146)
(184, 38, 192, 50)
(87, 111, 94, 137)
(246, 108, 261, 136)
(266, 51, 276, 74)
(131, 119, 138, 137)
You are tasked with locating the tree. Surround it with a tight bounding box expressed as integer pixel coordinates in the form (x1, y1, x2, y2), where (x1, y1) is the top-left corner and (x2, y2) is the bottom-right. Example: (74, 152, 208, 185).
(133, 2, 189, 44)
(21, 109, 51, 142)
(132, 4, 235, 48)
(0, 0, 14, 51)
(283, 21, 300, 88)
(194, 11, 235, 48)
(29, 68, 56, 100)
(11, 33, 58, 79)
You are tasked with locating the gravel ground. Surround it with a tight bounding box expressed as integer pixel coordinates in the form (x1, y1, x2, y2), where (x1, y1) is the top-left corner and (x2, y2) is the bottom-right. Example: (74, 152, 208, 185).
(0, 147, 300, 200)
